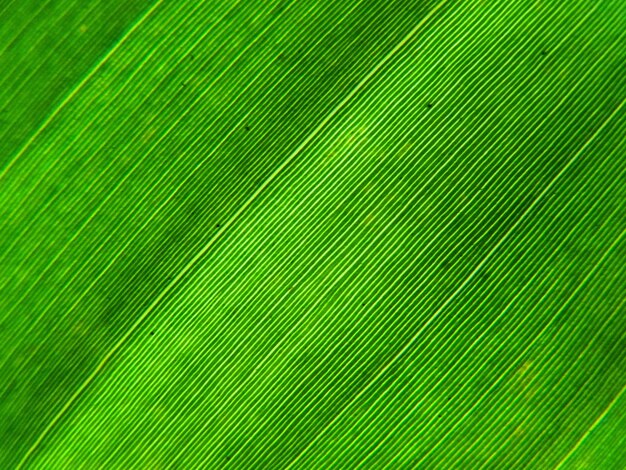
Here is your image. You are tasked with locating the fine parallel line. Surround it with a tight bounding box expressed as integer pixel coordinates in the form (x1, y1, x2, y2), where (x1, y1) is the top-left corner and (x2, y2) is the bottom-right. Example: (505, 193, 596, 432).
(106, 3, 604, 462)
(0, 0, 163, 181)
(15, 1, 448, 466)
(350, 138, 626, 469)
(553, 379, 626, 470)
(407, 226, 626, 469)
(283, 94, 626, 468)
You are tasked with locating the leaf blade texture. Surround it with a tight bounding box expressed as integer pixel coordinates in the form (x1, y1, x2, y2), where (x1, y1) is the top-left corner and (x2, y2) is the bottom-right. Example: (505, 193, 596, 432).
(0, 0, 625, 468)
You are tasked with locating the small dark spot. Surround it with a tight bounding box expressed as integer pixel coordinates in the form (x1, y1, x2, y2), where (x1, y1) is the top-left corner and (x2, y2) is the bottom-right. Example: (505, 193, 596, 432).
(438, 414, 443, 419)
(426, 103, 434, 109)
(181, 82, 187, 87)
(149, 331, 155, 336)
(244, 125, 251, 131)
(188, 53, 195, 60)
(216, 223, 221, 228)
(225, 455, 231, 460)
(541, 50, 548, 56)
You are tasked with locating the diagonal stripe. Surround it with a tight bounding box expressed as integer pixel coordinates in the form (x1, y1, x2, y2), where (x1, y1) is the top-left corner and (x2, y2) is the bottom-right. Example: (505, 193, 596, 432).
(553, 380, 626, 470)
(14, 1, 449, 466)
(0, 0, 163, 182)
(283, 94, 626, 469)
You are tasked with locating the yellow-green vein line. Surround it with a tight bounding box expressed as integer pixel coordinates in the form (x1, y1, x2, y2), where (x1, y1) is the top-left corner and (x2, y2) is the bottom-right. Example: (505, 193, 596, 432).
(15, 1, 448, 466)
(0, 0, 163, 182)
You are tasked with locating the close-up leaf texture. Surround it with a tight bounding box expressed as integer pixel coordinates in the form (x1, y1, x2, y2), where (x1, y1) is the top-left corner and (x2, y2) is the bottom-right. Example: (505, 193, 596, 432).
(0, 0, 625, 468)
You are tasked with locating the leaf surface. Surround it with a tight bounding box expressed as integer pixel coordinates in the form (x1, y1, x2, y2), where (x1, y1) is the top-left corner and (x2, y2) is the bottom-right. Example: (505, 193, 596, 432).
(0, 0, 625, 468)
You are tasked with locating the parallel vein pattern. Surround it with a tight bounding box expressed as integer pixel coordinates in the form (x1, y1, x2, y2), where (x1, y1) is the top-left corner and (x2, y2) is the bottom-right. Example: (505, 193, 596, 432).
(0, 0, 624, 468)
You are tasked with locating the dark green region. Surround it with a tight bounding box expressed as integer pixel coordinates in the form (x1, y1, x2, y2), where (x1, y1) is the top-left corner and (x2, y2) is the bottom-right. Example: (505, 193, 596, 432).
(0, 0, 154, 169)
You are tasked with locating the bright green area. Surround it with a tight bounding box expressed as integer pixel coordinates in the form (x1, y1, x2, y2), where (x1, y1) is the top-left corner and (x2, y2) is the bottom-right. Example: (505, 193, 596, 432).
(0, 0, 624, 468)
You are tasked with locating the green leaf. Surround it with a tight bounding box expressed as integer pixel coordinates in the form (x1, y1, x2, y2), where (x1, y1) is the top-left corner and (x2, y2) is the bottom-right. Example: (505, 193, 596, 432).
(1, 0, 625, 468)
